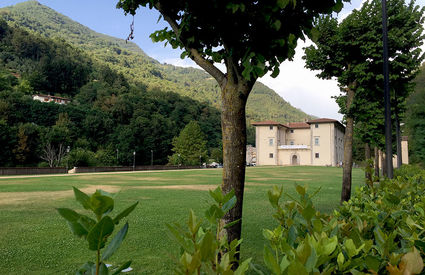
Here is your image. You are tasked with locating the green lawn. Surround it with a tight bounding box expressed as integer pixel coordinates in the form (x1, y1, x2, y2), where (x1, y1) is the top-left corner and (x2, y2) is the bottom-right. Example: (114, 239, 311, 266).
(0, 166, 363, 274)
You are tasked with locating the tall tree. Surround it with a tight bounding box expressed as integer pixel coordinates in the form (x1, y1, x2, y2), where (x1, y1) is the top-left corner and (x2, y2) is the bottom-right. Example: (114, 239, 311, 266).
(117, 0, 346, 243)
(168, 121, 208, 166)
(304, 0, 424, 201)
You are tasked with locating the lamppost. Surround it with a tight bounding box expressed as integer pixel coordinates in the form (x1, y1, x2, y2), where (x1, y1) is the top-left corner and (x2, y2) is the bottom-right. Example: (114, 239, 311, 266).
(199, 155, 202, 168)
(116, 148, 119, 165)
(133, 151, 136, 171)
(151, 150, 153, 166)
(66, 146, 70, 172)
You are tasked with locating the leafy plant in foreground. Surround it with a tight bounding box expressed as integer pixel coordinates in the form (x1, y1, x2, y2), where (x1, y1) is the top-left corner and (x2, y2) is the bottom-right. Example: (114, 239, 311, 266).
(263, 172, 425, 274)
(57, 187, 138, 275)
(167, 186, 251, 274)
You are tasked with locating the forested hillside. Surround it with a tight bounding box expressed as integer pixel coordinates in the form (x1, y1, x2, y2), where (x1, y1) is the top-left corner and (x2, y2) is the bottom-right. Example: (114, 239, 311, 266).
(0, 0, 312, 123)
(0, 20, 221, 167)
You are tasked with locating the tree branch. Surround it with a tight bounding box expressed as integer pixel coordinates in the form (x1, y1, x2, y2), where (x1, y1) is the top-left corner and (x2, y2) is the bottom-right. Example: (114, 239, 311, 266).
(155, 2, 226, 87)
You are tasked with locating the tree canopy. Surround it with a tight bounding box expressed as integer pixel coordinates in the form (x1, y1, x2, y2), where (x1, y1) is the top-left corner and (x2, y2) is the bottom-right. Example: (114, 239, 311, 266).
(168, 121, 208, 166)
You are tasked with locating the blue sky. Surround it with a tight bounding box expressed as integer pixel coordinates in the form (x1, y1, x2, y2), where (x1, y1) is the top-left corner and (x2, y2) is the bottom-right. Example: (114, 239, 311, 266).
(1, 0, 425, 120)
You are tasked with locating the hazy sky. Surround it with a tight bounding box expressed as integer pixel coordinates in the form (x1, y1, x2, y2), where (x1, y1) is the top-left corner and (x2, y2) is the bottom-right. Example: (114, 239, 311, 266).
(1, 0, 425, 120)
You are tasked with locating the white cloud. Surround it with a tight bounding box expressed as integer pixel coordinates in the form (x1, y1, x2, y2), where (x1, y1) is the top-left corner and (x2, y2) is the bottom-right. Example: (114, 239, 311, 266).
(260, 40, 343, 120)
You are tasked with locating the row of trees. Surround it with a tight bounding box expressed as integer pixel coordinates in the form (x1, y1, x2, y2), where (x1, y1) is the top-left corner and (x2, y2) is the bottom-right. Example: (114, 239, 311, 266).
(304, 0, 424, 201)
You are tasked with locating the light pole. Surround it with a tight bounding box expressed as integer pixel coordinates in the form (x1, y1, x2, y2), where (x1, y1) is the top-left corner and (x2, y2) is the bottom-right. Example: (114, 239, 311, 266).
(178, 153, 181, 167)
(133, 151, 136, 171)
(116, 148, 119, 165)
(151, 150, 153, 166)
(199, 155, 202, 168)
(66, 146, 70, 172)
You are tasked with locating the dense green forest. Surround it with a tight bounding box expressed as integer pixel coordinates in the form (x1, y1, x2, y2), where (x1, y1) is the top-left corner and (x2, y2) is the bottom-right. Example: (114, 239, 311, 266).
(0, 20, 222, 167)
(0, 1, 316, 167)
(0, 1, 312, 124)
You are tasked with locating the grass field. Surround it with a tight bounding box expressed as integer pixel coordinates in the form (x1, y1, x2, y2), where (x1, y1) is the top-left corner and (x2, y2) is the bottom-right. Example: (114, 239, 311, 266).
(0, 166, 363, 274)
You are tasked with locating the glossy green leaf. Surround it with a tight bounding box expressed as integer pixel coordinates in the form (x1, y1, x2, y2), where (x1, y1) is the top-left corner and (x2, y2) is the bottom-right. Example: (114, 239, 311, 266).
(90, 191, 114, 220)
(235, 258, 252, 275)
(78, 215, 96, 232)
(263, 245, 280, 274)
(102, 223, 128, 261)
(199, 231, 215, 261)
(73, 187, 91, 210)
(222, 195, 236, 213)
(113, 201, 138, 225)
(87, 216, 114, 251)
(67, 221, 88, 238)
(56, 208, 80, 222)
(111, 261, 132, 275)
(205, 204, 224, 223)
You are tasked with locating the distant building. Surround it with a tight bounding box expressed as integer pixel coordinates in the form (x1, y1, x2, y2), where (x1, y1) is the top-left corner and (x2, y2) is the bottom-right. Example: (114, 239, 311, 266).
(378, 136, 409, 167)
(32, 94, 71, 105)
(252, 118, 345, 166)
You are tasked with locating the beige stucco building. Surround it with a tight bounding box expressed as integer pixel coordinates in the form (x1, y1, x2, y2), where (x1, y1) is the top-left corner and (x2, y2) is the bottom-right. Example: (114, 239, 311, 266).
(253, 118, 345, 166)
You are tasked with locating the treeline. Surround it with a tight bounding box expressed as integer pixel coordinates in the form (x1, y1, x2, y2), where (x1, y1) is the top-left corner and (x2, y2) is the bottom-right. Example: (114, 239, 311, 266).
(0, 20, 221, 167)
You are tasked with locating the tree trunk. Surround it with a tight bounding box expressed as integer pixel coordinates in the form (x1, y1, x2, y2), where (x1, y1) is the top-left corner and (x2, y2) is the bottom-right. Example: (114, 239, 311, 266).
(374, 146, 379, 178)
(395, 116, 402, 168)
(365, 143, 372, 183)
(220, 80, 251, 245)
(341, 86, 355, 203)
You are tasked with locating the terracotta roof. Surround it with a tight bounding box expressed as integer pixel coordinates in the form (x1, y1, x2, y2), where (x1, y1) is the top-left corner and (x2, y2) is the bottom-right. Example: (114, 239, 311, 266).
(251, 120, 287, 127)
(306, 118, 339, 124)
(285, 122, 310, 129)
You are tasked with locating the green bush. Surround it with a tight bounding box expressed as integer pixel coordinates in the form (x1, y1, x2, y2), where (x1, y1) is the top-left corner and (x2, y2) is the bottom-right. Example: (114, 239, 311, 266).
(66, 148, 97, 167)
(167, 186, 251, 274)
(262, 174, 425, 274)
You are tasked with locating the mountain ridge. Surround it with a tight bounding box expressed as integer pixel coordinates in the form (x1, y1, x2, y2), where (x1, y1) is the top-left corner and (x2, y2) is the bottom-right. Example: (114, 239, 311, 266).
(0, 0, 314, 123)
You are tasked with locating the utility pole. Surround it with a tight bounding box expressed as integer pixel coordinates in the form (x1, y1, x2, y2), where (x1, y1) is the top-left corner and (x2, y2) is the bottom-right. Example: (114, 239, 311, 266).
(382, 0, 393, 178)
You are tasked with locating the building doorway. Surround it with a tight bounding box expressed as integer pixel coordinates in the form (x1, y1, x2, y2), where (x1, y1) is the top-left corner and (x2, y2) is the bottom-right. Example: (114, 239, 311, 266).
(291, 154, 298, 165)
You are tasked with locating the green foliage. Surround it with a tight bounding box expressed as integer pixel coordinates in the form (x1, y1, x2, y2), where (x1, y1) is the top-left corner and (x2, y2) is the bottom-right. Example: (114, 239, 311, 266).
(57, 187, 138, 275)
(263, 170, 425, 274)
(0, 2, 313, 127)
(406, 63, 425, 165)
(167, 186, 251, 274)
(66, 148, 97, 167)
(168, 121, 208, 166)
(305, 0, 425, 150)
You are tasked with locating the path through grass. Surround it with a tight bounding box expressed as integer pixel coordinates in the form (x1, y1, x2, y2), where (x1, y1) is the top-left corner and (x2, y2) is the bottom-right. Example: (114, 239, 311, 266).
(0, 166, 363, 274)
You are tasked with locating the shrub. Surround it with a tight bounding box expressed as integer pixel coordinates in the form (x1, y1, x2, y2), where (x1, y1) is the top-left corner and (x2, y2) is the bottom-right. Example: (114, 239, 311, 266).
(66, 148, 97, 167)
(263, 175, 425, 274)
(167, 186, 251, 274)
(57, 187, 138, 275)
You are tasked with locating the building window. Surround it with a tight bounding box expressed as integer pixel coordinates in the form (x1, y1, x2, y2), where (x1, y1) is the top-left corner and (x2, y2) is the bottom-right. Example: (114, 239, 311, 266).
(315, 153, 320, 158)
(269, 139, 273, 146)
(290, 141, 294, 145)
(269, 153, 274, 158)
(315, 124, 319, 128)
(270, 126, 273, 130)
(290, 129, 294, 133)
(314, 137, 320, 146)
